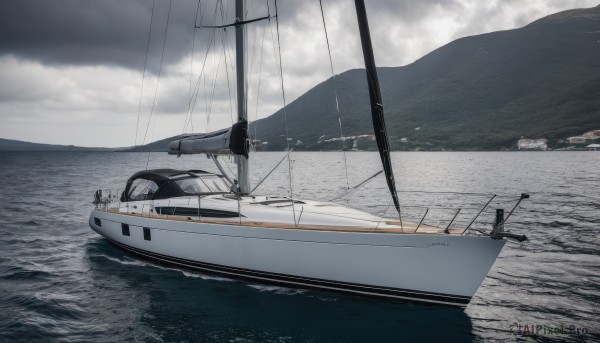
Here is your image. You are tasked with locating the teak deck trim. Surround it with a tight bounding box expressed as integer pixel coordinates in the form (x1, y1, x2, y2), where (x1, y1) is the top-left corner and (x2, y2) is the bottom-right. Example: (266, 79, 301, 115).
(98, 208, 464, 235)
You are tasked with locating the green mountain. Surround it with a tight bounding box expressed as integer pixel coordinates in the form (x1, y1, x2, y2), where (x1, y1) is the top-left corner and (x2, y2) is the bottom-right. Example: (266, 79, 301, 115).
(250, 5, 600, 151)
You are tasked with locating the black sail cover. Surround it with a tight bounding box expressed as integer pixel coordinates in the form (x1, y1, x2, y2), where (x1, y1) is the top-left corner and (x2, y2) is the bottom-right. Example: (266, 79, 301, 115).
(168, 120, 249, 158)
(229, 119, 250, 158)
(354, 0, 401, 214)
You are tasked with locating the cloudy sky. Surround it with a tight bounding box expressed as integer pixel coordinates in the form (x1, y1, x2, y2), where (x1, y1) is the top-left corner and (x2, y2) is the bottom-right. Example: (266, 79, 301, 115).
(0, 0, 596, 147)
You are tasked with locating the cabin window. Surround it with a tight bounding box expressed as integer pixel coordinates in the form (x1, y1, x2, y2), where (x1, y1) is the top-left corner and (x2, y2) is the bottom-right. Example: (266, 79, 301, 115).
(175, 175, 229, 194)
(201, 176, 230, 192)
(128, 179, 159, 201)
(143, 227, 151, 241)
(121, 223, 130, 236)
(94, 217, 101, 226)
(175, 178, 210, 193)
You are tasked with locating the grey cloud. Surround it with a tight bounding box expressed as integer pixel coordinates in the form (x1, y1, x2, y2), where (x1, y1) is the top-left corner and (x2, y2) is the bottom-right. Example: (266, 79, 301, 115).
(365, 0, 463, 23)
(0, 0, 459, 73)
(0, 0, 204, 73)
(0, 0, 310, 74)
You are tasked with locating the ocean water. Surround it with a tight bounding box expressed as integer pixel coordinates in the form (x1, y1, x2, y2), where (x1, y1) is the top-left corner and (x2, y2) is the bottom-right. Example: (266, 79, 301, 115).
(0, 151, 598, 342)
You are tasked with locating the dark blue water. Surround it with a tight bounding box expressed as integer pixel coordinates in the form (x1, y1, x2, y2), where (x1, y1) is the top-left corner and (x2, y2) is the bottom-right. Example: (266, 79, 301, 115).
(0, 151, 598, 342)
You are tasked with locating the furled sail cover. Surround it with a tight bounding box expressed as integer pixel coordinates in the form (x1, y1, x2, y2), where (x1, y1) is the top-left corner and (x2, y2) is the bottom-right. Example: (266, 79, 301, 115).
(354, 0, 401, 215)
(168, 120, 249, 158)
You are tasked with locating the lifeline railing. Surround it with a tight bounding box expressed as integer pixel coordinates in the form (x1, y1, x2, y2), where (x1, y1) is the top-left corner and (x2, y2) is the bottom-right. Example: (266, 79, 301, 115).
(349, 190, 529, 237)
(92, 188, 528, 237)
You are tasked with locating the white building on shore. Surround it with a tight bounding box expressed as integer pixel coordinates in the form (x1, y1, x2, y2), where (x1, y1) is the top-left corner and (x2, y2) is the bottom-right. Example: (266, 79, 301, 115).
(517, 138, 547, 150)
(567, 130, 600, 144)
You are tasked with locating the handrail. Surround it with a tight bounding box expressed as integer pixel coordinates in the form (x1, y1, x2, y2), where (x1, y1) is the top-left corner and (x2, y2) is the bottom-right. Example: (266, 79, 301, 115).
(92, 188, 528, 237)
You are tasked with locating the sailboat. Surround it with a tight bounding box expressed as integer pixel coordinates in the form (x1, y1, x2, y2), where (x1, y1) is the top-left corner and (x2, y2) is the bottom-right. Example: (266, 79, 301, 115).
(89, 0, 528, 307)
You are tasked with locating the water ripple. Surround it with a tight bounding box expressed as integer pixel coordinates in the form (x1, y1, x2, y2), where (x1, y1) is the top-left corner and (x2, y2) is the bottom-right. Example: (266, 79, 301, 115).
(0, 151, 598, 342)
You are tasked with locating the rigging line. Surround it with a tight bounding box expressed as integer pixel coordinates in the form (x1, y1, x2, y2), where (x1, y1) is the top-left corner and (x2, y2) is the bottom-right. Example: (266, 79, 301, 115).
(243, 3, 253, 81)
(251, 148, 293, 194)
(198, 0, 209, 26)
(135, 0, 156, 147)
(145, 0, 172, 171)
(273, 0, 297, 226)
(203, 75, 209, 132)
(246, 2, 266, 135)
(318, 0, 350, 198)
(183, 40, 213, 133)
(223, 25, 238, 115)
(210, 155, 236, 185)
(190, 34, 222, 132)
(375, 198, 392, 230)
(188, 0, 201, 132)
(267, 16, 280, 91)
(185, 26, 216, 133)
(183, 1, 216, 133)
(247, 24, 257, 96)
(221, 155, 237, 180)
(247, 2, 269, 113)
(218, 23, 235, 125)
(221, 0, 229, 23)
(205, 42, 226, 132)
(143, 0, 172, 147)
(249, 0, 272, 146)
(253, 21, 268, 144)
(147, 110, 159, 168)
(182, 3, 219, 136)
(329, 170, 383, 201)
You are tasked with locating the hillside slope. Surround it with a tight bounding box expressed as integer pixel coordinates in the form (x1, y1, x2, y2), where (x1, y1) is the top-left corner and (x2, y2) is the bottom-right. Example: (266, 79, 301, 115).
(250, 5, 600, 151)
(0, 138, 118, 151)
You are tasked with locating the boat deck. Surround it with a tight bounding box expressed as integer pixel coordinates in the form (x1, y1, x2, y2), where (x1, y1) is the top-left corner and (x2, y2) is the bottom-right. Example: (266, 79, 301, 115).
(99, 208, 465, 235)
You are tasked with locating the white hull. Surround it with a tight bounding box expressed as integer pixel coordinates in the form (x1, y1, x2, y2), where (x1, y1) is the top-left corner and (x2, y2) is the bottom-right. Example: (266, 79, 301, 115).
(85, 0, 517, 307)
(89, 207, 505, 307)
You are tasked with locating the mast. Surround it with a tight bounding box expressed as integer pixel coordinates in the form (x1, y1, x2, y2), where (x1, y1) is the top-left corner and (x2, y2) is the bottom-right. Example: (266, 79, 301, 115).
(353, 0, 401, 215)
(236, 0, 250, 194)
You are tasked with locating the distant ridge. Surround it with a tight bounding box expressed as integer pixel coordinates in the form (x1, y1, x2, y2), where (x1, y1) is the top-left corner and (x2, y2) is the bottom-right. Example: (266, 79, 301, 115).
(123, 136, 174, 152)
(0, 136, 175, 153)
(0, 138, 121, 152)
